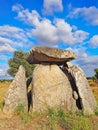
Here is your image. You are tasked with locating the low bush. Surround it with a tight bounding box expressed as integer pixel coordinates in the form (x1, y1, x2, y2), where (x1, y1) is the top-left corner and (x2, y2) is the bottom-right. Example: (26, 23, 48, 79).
(0, 100, 5, 111)
(95, 106, 98, 116)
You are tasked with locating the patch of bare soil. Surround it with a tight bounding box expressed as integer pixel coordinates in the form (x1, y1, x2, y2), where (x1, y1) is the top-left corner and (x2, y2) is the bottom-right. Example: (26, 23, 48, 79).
(91, 116, 98, 130)
(0, 112, 28, 130)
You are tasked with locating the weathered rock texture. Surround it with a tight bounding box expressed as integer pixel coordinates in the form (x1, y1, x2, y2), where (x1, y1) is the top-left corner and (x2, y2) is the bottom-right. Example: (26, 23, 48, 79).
(27, 46, 76, 64)
(32, 64, 79, 112)
(66, 63, 97, 114)
(3, 65, 28, 114)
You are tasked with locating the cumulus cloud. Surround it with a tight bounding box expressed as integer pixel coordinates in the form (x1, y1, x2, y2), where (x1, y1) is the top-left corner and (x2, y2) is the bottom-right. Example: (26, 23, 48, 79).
(0, 25, 28, 43)
(0, 65, 10, 77)
(0, 68, 6, 76)
(12, 4, 41, 26)
(0, 69, 2, 74)
(0, 25, 33, 53)
(75, 55, 98, 77)
(89, 35, 98, 47)
(55, 19, 89, 44)
(68, 46, 88, 59)
(77, 55, 98, 66)
(12, 3, 23, 12)
(0, 43, 15, 53)
(69, 47, 98, 77)
(0, 36, 13, 45)
(43, 0, 63, 15)
(28, 18, 89, 46)
(68, 6, 98, 25)
(67, 46, 98, 77)
(0, 53, 14, 79)
(12, 4, 89, 46)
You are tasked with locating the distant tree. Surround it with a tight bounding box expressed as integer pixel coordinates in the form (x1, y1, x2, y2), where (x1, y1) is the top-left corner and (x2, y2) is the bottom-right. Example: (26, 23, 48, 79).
(7, 50, 35, 77)
(93, 68, 98, 80)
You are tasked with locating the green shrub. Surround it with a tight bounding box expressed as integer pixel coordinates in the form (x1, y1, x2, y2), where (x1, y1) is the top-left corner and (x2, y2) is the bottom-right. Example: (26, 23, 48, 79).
(47, 107, 58, 129)
(57, 109, 67, 128)
(67, 114, 93, 130)
(15, 104, 41, 123)
(20, 113, 34, 123)
(15, 104, 25, 114)
(0, 100, 5, 111)
(95, 106, 98, 116)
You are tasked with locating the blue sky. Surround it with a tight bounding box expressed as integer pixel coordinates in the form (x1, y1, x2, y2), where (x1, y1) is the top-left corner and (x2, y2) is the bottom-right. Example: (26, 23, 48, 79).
(0, 0, 98, 78)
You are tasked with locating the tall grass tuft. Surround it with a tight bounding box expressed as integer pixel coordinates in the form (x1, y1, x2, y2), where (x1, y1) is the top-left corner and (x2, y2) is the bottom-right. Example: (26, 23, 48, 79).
(95, 106, 98, 116)
(47, 107, 58, 129)
(0, 100, 5, 111)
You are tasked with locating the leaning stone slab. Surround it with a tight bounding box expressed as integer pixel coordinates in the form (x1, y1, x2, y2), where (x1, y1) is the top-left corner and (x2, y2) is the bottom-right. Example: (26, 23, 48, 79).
(32, 64, 79, 112)
(67, 63, 97, 115)
(27, 46, 76, 64)
(3, 65, 28, 114)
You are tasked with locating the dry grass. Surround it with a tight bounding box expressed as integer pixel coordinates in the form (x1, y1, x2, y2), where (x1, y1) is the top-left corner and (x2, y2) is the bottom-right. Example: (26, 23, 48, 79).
(0, 81, 11, 102)
(88, 79, 98, 104)
(92, 86, 98, 104)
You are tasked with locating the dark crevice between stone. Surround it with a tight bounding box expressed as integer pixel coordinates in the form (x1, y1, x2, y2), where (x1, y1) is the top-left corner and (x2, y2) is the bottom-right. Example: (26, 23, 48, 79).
(26, 77, 33, 112)
(61, 64, 83, 110)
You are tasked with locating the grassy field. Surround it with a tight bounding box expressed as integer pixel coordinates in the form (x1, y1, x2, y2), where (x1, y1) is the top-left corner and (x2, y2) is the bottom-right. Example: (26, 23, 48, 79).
(0, 80, 98, 130)
(0, 81, 11, 102)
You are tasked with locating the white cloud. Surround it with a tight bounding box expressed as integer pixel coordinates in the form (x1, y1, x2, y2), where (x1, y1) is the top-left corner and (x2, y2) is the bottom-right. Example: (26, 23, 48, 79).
(0, 25, 28, 43)
(55, 19, 89, 45)
(0, 25, 33, 53)
(12, 4, 89, 46)
(12, 3, 23, 12)
(12, 4, 41, 26)
(0, 54, 13, 78)
(31, 19, 58, 46)
(0, 65, 10, 77)
(0, 69, 4, 75)
(0, 69, 2, 74)
(43, 0, 63, 15)
(67, 46, 88, 59)
(0, 36, 13, 45)
(77, 55, 98, 66)
(31, 18, 89, 46)
(68, 6, 98, 25)
(0, 69, 6, 76)
(0, 43, 15, 53)
(75, 55, 98, 77)
(89, 35, 98, 47)
(66, 46, 98, 77)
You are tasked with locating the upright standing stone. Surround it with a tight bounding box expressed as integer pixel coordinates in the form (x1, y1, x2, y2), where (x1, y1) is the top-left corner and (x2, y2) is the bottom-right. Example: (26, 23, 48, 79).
(32, 64, 78, 112)
(67, 63, 97, 114)
(3, 65, 28, 114)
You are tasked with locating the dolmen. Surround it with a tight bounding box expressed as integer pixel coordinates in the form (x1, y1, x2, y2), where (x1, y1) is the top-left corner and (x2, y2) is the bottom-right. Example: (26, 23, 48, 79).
(3, 46, 97, 115)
